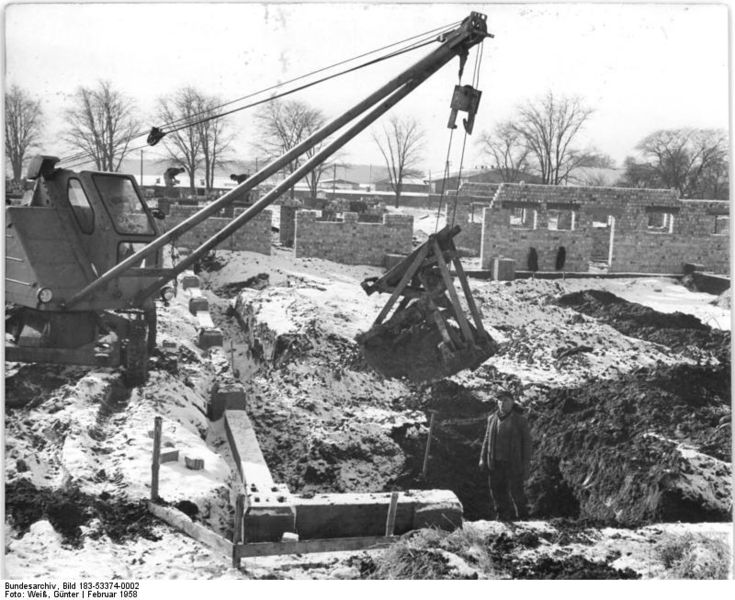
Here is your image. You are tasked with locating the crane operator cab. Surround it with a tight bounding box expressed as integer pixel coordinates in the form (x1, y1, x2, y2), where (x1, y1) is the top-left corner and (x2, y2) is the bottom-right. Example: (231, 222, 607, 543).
(5, 155, 172, 384)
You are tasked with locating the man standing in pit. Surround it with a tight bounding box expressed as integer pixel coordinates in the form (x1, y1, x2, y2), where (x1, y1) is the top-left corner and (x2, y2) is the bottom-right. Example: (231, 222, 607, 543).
(479, 391, 532, 521)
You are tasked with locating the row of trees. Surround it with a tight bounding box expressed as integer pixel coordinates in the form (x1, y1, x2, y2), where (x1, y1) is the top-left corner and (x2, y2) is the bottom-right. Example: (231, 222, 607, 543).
(5, 83, 729, 201)
(476, 91, 728, 199)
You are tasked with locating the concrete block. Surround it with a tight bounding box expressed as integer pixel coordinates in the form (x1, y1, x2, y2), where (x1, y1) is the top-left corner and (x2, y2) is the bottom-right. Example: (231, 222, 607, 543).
(180, 274, 200, 290)
(185, 456, 204, 470)
(492, 257, 516, 281)
(413, 501, 463, 531)
(293, 490, 462, 539)
(682, 262, 706, 275)
(210, 382, 248, 420)
(188, 295, 209, 315)
(160, 449, 179, 464)
(198, 327, 223, 349)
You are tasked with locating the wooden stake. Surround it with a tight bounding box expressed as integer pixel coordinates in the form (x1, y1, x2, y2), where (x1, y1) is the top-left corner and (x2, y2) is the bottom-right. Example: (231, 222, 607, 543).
(385, 492, 400, 537)
(233, 493, 245, 567)
(151, 416, 162, 501)
(421, 412, 437, 479)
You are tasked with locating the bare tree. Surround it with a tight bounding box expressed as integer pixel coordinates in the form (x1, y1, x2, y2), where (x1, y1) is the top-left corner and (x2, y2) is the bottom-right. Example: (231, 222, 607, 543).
(197, 96, 235, 193)
(253, 99, 331, 200)
(372, 114, 425, 207)
(477, 121, 529, 182)
(157, 87, 205, 192)
(5, 85, 43, 184)
(623, 128, 728, 199)
(64, 81, 139, 172)
(510, 92, 596, 185)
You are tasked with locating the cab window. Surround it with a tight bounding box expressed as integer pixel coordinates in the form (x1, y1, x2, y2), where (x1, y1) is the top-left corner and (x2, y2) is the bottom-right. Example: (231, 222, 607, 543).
(93, 175, 154, 235)
(68, 178, 95, 234)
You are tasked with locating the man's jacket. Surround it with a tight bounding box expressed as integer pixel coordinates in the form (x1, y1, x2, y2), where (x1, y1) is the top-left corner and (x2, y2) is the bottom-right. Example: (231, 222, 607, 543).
(479, 405, 532, 475)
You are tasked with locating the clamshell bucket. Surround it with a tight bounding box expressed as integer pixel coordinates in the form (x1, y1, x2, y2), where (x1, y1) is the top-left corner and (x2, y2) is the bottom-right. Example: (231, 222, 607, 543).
(356, 225, 497, 382)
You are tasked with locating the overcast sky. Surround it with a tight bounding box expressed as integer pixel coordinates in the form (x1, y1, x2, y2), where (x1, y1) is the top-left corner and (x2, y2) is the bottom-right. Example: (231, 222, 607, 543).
(3, 1, 730, 176)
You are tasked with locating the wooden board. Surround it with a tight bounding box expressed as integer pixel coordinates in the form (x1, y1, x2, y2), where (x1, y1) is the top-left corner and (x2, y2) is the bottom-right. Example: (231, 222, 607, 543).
(234, 535, 397, 561)
(148, 502, 233, 558)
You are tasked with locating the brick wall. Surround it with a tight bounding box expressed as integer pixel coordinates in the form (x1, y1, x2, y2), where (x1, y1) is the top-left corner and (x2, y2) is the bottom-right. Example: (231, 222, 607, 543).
(475, 183, 729, 274)
(610, 199, 730, 273)
(166, 204, 271, 255)
(294, 211, 413, 265)
(279, 205, 297, 247)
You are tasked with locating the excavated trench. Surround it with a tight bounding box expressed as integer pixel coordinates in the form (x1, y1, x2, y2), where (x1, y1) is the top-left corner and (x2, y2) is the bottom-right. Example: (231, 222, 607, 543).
(204, 272, 731, 528)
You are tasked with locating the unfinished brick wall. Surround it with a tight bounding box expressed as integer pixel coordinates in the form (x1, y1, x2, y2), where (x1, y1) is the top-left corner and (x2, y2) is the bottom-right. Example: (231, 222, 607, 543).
(479, 184, 594, 271)
(475, 183, 729, 274)
(610, 199, 730, 273)
(438, 184, 500, 255)
(294, 211, 413, 265)
(166, 204, 272, 255)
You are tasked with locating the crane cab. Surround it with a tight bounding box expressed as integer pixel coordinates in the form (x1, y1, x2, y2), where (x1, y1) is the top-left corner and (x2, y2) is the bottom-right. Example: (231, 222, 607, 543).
(6, 155, 166, 312)
(5, 155, 169, 383)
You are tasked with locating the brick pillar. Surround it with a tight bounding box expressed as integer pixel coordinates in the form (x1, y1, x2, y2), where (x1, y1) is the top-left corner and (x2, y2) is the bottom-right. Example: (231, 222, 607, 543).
(280, 205, 297, 247)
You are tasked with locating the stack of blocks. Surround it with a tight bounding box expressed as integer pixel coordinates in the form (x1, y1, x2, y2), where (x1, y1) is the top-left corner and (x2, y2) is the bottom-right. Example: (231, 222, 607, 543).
(178, 272, 224, 349)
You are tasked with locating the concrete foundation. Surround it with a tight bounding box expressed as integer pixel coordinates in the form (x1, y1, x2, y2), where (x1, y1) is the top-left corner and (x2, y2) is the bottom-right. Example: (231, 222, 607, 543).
(293, 490, 462, 539)
(224, 410, 296, 542)
(223, 405, 464, 543)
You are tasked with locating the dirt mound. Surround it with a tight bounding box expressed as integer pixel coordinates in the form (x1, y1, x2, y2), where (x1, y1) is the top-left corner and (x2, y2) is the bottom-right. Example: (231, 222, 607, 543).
(557, 289, 730, 360)
(5, 479, 160, 548)
(358, 320, 496, 383)
(526, 362, 731, 525)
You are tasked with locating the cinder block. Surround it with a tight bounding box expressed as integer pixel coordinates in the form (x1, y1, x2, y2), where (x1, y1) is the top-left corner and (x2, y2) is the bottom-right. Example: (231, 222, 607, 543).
(198, 327, 224, 349)
(188, 295, 209, 315)
(184, 456, 204, 470)
(160, 449, 179, 463)
(492, 257, 515, 281)
(180, 274, 200, 290)
(210, 382, 248, 420)
(682, 262, 705, 275)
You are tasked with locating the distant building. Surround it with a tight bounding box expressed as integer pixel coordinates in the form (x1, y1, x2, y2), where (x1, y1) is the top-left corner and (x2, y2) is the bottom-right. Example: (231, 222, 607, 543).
(374, 176, 429, 194)
(427, 168, 543, 193)
(319, 178, 361, 190)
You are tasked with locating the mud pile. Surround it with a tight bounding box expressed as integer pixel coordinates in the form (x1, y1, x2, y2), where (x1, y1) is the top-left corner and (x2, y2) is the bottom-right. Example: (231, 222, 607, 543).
(557, 289, 731, 361)
(525, 362, 731, 525)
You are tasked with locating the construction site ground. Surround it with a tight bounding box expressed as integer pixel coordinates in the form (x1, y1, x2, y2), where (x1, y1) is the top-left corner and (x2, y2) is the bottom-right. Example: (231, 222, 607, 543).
(4, 224, 732, 579)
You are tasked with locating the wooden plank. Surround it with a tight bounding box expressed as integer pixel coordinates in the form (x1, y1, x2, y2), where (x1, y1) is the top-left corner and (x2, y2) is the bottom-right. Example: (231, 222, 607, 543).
(233, 494, 245, 567)
(148, 502, 233, 558)
(385, 492, 399, 537)
(432, 238, 474, 344)
(372, 243, 428, 326)
(421, 412, 437, 479)
(234, 535, 398, 560)
(151, 416, 162, 501)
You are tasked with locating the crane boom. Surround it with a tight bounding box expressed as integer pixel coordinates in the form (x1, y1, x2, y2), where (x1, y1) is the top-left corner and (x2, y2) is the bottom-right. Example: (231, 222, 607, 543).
(65, 11, 490, 308)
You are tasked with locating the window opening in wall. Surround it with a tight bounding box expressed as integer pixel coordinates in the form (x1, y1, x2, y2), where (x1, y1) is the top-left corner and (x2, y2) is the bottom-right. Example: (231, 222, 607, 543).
(647, 210, 675, 234)
(713, 214, 729, 235)
(547, 204, 578, 231)
(509, 206, 537, 229)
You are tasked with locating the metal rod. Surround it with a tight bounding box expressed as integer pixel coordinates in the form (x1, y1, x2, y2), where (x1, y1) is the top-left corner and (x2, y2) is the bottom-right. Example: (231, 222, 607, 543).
(66, 14, 487, 308)
(137, 76, 435, 301)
